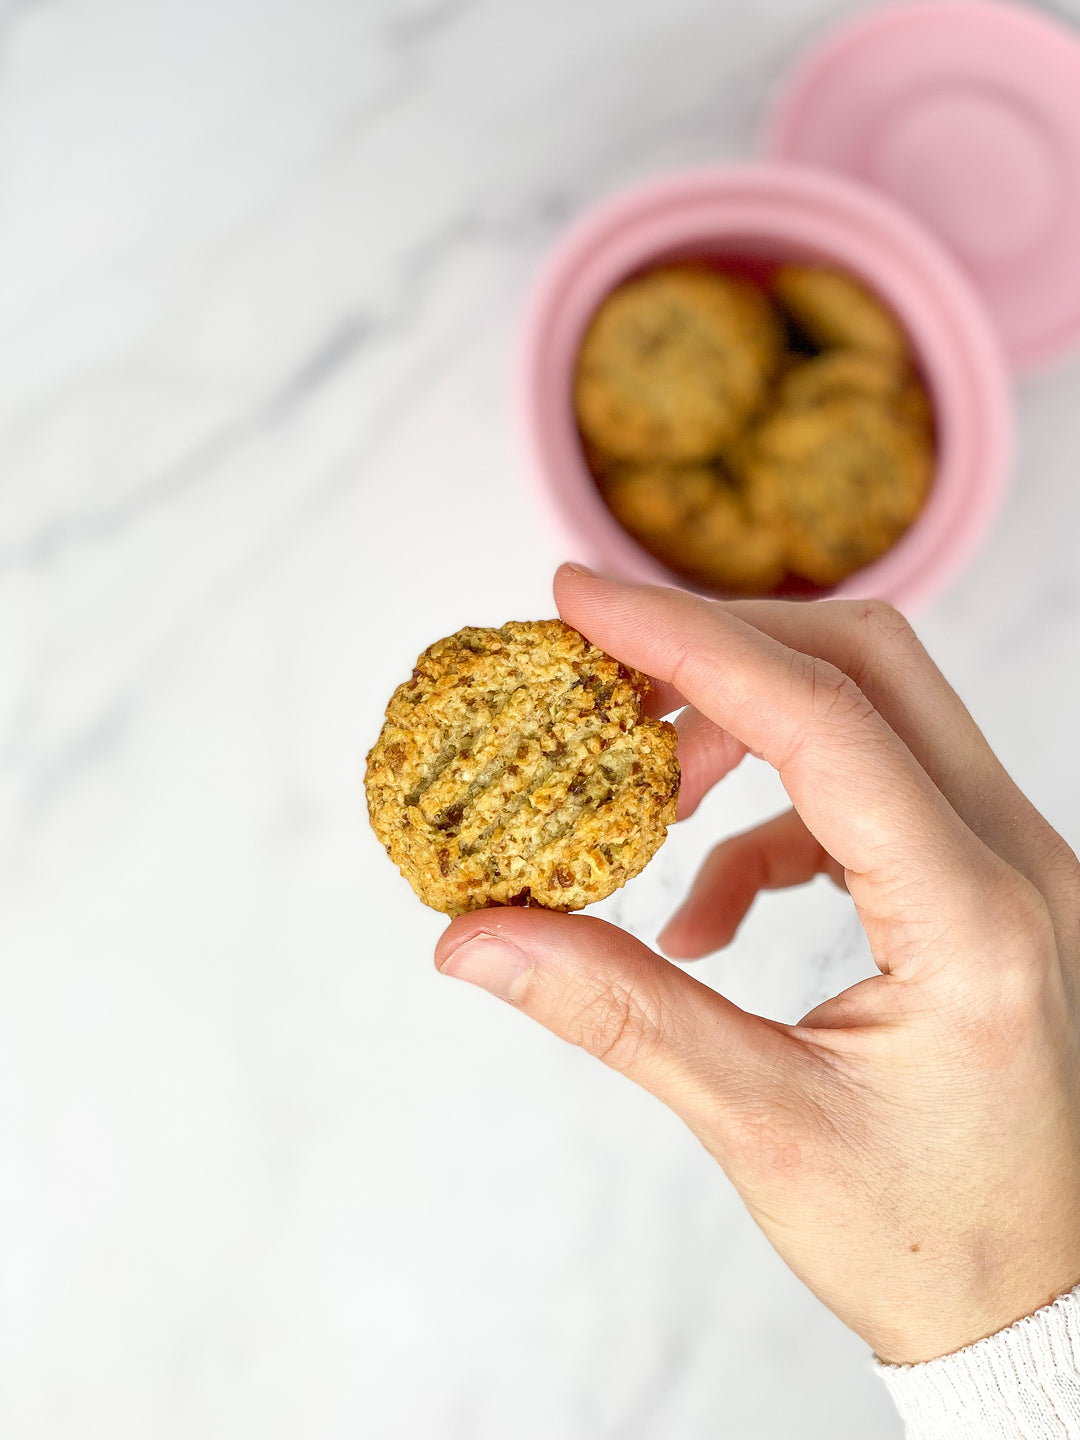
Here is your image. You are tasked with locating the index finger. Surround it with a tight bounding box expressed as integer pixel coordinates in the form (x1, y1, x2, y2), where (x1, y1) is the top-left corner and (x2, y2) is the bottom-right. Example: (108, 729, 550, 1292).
(554, 566, 1001, 945)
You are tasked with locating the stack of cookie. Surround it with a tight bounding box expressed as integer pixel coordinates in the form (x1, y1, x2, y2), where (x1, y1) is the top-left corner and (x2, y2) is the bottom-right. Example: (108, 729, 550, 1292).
(574, 262, 935, 593)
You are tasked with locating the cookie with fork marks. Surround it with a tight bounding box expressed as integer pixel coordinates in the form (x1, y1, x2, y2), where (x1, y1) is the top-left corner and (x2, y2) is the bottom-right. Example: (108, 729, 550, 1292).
(365, 620, 679, 915)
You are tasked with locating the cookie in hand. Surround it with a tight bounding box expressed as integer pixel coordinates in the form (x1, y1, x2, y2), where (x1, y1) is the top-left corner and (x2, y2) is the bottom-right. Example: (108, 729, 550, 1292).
(366, 620, 680, 915)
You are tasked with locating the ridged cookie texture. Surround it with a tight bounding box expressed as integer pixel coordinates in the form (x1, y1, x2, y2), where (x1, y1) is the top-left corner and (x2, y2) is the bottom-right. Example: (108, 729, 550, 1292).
(365, 620, 680, 916)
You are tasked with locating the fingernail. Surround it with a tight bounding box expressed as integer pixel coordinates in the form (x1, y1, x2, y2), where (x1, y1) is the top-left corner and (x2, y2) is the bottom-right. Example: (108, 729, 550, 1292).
(562, 561, 597, 577)
(438, 932, 532, 1003)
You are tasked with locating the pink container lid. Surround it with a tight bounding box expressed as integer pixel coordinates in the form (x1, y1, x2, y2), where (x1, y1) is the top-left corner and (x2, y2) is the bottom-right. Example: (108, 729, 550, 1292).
(768, 0, 1080, 371)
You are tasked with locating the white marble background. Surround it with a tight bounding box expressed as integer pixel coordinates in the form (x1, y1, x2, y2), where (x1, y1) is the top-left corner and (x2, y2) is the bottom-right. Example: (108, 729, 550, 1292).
(3, 0, 1080, 1435)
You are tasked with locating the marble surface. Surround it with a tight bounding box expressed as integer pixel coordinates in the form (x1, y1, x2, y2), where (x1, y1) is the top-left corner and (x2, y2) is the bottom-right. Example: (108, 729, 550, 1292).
(3, 0, 1080, 1435)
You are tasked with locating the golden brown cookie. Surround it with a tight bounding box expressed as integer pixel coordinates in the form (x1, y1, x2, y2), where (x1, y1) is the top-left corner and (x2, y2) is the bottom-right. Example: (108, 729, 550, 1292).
(366, 620, 680, 916)
(773, 265, 907, 358)
(599, 464, 717, 546)
(777, 350, 907, 409)
(740, 398, 933, 586)
(777, 349, 936, 454)
(895, 376, 936, 439)
(574, 265, 783, 462)
(601, 464, 785, 595)
(679, 488, 787, 594)
(580, 433, 619, 480)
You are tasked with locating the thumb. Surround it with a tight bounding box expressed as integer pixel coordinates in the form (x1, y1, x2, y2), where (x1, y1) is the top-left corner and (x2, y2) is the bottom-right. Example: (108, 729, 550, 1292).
(434, 908, 799, 1157)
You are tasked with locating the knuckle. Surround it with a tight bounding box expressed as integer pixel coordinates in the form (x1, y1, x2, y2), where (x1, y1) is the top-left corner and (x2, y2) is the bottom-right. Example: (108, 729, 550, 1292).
(725, 1097, 806, 1179)
(794, 651, 875, 728)
(832, 598, 925, 694)
(853, 598, 917, 652)
(947, 873, 1061, 1066)
(570, 977, 657, 1071)
(1042, 830, 1080, 910)
(988, 870, 1058, 960)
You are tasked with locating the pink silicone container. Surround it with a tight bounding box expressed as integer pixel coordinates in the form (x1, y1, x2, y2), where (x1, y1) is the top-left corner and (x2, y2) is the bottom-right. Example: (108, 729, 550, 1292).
(520, 163, 1012, 612)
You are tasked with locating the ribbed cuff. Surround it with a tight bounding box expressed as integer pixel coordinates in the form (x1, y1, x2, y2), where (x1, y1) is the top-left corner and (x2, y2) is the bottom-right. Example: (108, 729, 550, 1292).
(875, 1285, 1080, 1439)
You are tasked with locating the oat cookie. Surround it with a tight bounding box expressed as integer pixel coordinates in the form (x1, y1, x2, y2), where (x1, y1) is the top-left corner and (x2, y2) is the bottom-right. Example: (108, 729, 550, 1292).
(574, 265, 783, 462)
(741, 398, 933, 586)
(778, 346, 935, 442)
(599, 464, 717, 546)
(580, 433, 619, 480)
(777, 349, 935, 454)
(678, 487, 787, 594)
(895, 376, 935, 439)
(778, 350, 907, 410)
(601, 464, 785, 595)
(366, 620, 680, 916)
(773, 264, 907, 358)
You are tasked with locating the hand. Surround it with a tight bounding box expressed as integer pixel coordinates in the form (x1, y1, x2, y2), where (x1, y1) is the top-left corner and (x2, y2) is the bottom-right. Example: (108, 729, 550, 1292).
(434, 566, 1080, 1364)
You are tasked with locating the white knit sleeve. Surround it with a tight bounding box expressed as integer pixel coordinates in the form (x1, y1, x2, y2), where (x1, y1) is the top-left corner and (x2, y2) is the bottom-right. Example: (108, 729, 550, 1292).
(875, 1285, 1080, 1438)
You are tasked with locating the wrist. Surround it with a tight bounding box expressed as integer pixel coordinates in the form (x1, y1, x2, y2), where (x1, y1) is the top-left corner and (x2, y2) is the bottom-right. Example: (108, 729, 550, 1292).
(876, 1283, 1080, 1440)
(856, 1254, 1080, 1366)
